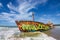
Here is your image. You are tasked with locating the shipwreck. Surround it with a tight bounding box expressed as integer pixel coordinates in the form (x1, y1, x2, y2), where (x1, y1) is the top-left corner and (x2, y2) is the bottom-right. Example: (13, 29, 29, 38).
(15, 12, 54, 32)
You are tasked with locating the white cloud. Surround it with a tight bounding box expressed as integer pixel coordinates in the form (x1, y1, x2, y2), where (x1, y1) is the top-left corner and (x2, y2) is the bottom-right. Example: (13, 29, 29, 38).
(0, 3, 3, 7)
(56, 13, 60, 16)
(0, 12, 32, 23)
(0, 12, 16, 22)
(7, 0, 48, 14)
(38, 18, 53, 24)
(43, 14, 47, 16)
(7, 2, 18, 12)
(10, 11, 16, 13)
(38, 17, 51, 23)
(38, 14, 55, 24)
(0, 0, 48, 25)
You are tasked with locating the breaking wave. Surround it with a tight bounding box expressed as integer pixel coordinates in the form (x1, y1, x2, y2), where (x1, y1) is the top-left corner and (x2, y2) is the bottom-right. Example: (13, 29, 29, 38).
(0, 27, 56, 40)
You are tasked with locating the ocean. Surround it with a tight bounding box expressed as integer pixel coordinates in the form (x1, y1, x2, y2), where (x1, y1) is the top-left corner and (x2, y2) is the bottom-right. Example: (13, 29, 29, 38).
(44, 26, 60, 40)
(0, 26, 59, 40)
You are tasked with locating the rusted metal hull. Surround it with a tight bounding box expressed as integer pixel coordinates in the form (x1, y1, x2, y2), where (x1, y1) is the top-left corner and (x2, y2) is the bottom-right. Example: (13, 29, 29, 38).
(15, 21, 52, 32)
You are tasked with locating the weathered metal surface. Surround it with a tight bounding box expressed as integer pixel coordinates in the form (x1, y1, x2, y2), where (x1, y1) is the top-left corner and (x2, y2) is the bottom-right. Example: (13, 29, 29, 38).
(15, 21, 52, 32)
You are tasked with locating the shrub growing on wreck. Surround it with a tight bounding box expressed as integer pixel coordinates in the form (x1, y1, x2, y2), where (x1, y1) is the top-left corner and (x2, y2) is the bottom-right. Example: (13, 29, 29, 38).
(21, 24, 50, 31)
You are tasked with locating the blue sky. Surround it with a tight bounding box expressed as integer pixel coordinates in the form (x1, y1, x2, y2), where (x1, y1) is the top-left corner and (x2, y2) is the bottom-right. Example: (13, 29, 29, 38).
(0, 0, 60, 26)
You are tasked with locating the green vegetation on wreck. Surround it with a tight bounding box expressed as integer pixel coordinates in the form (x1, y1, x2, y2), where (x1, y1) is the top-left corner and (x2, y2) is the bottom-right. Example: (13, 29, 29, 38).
(21, 24, 50, 31)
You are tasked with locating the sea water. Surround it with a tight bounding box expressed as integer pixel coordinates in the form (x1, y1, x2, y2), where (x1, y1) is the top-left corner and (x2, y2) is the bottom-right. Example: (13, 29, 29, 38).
(0, 26, 56, 40)
(44, 26, 60, 40)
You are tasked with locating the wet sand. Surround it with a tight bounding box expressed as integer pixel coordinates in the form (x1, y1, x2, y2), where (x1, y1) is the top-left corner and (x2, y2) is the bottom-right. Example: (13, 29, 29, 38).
(44, 27, 60, 40)
(0, 26, 59, 40)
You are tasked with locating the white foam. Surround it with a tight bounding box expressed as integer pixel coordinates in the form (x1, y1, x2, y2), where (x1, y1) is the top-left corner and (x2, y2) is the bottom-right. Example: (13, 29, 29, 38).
(0, 27, 56, 40)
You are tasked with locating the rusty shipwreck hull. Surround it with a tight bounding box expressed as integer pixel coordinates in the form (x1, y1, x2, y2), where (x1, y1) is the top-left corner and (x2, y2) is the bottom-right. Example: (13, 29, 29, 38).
(15, 21, 53, 32)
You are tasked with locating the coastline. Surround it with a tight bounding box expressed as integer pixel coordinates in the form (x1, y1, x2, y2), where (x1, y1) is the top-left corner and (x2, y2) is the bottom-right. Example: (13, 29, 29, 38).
(44, 27, 60, 40)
